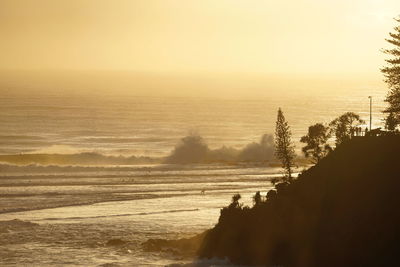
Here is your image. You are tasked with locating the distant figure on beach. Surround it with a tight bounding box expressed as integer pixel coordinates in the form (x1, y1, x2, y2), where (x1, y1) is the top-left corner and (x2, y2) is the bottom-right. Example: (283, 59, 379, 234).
(201, 190, 205, 195)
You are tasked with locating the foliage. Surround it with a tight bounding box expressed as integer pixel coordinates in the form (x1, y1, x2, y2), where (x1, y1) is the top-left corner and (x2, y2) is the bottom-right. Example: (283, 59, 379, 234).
(329, 112, 364, 145)
(382, 17, 400, 128)
(252, 191, 262, 206)
(228, 193, 242, 209)
(274, 108, 296, 181)
(300, 123, 332, 163)
(385, 112, 398, 131)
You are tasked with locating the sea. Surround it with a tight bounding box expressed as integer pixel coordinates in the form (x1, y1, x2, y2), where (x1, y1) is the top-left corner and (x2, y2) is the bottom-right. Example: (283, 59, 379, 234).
(0, 87, 386, 266)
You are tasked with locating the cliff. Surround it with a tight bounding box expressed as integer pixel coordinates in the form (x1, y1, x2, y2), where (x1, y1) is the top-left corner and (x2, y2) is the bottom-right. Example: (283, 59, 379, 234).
(197, 136, 400, 266)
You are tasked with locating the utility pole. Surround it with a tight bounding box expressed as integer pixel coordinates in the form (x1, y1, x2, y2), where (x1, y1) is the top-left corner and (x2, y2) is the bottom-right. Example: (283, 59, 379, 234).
(368, 96, 372, 131)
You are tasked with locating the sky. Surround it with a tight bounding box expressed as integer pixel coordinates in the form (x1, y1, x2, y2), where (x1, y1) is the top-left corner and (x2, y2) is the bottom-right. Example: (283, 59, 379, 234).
(0, 0, 399, 95)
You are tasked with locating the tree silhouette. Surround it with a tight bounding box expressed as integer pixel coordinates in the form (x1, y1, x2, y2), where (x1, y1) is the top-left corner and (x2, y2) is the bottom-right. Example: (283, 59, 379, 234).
(382, 17, 400, 128)
(228, 193, 242, 209)
(385, 112, 397, 131)
(274, 108, 296, 181)
(329, 112, 364, 146)
(253, 191, 262, 206)
(300, 123, 331, 163)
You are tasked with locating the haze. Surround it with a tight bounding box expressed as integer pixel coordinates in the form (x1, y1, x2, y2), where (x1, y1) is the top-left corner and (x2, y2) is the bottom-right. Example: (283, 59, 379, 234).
(1, 0, 399, 96)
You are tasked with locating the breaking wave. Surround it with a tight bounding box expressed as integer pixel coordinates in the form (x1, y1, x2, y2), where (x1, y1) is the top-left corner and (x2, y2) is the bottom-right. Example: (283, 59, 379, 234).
(166, 133, 275, 164)
(0, 133, 275, 166)
(0, 152, 160, 166)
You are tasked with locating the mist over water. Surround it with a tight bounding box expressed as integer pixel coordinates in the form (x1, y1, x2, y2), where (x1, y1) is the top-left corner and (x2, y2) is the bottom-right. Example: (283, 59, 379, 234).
(0, 88, 385, 159)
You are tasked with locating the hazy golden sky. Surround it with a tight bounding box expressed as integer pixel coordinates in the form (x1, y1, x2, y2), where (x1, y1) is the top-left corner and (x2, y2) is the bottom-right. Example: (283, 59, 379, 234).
(1, 0, 399, 75)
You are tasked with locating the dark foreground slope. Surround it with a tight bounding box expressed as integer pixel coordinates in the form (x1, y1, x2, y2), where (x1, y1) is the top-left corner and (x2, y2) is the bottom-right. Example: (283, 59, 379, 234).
(197, 136, 400, 266)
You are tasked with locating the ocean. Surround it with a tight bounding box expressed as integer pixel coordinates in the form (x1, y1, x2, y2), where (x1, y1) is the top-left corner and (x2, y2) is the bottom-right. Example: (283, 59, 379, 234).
(0, 89, 385, 156)
(0, 88, 386, 266)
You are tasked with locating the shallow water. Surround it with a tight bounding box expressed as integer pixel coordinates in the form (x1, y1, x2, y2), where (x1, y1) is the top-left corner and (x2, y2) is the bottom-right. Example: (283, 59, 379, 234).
(0, 164, 275, 266)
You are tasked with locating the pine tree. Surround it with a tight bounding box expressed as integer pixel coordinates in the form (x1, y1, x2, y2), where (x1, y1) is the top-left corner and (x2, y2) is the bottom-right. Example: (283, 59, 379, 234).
(274, 108, 296, 182)
(382, 17, 400, 127)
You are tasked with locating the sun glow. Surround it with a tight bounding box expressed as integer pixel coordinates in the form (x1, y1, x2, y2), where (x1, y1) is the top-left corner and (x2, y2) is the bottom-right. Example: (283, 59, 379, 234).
(0, 0, 399, 76)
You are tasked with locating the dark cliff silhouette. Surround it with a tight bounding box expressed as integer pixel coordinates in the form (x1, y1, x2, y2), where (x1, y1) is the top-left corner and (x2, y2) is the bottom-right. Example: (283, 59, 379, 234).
(195, 136, 400, 266)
